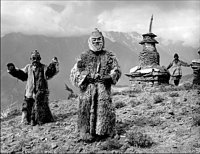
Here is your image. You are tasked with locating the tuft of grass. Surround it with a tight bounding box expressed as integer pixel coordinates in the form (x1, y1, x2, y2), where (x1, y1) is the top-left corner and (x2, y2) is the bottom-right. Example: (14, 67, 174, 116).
(193, 141, 200, 148)
(99, 138, 122, 150)
(114, 101, 126, 109)
(153, 95, 164, 104)
(1, 107, 21, 121)
(112, 89, 139, 97)
(112, 91, 122, 96)
(147, 102, 153, 109)
(129, 93, 136, 97)
(32, 143, 52, 153)
(159, 85, 167, 92)
(131, 88, 142, 93)
(182, 82, 193, 90)
(112, 89, 136, 96)
(128, 99, 141, 108)
(132, 116, 163, 127)
(148, 117, 164, 126)
(192, 114, 200, 126)
(132, 117, 148, 127)
(169, 92, 179, 97)
(126, 127, 154, 148)
(115, 120, 133, 135)
(161, 86, 181, 92)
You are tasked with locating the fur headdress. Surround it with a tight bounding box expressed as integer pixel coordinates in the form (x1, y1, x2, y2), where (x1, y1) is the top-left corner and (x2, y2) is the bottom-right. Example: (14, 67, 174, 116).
(88, 28, 104, 52)
(91, 28, 103, 38)
(30, 49, 41, 60)
(174, 53, 179, 58)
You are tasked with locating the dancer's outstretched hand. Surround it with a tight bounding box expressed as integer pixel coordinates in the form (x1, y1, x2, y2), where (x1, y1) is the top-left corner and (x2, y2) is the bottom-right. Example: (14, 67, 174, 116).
(52, 57, 58, 64)
(7, 63, 15, 72)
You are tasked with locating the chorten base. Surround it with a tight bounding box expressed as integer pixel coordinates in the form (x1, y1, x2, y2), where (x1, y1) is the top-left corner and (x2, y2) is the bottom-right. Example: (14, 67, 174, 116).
(125, 65, 170, 90)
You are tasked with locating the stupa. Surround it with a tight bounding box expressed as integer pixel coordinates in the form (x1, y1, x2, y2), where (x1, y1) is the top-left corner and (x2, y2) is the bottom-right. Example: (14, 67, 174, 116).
(125, 15, 170, 87)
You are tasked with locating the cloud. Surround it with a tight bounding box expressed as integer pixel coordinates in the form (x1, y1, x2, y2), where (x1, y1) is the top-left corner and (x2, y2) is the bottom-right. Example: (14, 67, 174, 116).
(97, 2, 200, 48)
(155, 9, 200, 47)
(1, 1, 95, 37)
(1, 1, 61, 36)
(1, 1, 200, 48)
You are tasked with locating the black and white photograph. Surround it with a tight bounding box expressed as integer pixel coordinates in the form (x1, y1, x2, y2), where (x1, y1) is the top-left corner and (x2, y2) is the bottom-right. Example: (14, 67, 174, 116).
(1, 0, 200, 153)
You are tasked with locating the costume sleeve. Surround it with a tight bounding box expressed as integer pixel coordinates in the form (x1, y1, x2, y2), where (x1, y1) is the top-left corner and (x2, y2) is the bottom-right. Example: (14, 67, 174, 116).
(167, 61, 173, 70)
(109, 53, 122, 85)
(180, 60, 190, 67)
(45, 62, 59, 80)
(7, 65, 28, 82)
(70, 62, 88, 88)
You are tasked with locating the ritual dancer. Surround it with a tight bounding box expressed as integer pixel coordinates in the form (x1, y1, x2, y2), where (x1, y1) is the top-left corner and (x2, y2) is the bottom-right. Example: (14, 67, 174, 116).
(167, 53, 191, 86)
(7, 50, 59, 126)
(70, 28, 121, 142)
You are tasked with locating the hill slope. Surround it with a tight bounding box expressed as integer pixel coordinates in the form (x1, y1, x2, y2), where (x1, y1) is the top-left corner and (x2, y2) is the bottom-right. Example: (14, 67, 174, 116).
(1, 85, 200, 153)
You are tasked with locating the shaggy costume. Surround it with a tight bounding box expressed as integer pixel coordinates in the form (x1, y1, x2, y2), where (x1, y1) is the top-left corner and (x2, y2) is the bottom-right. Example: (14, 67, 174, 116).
(7, 51, 59, 125)
(70, 29, 121, 141)
(167, 54, 190, 86)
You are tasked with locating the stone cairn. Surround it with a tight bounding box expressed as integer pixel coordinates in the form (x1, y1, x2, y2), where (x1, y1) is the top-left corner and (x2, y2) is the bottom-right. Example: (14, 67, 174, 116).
(125, 15, 170, 90)
(191, 48, 200, 85)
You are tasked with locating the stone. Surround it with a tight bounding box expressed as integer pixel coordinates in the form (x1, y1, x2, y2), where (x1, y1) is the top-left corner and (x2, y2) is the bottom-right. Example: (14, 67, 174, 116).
(51, 143, 58, 149)
(125, 147, 135, 153)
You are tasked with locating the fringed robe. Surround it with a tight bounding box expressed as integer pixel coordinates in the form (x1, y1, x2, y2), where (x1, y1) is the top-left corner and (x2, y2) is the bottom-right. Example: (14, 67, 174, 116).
(8, 62, 59, 125)
(70, 50, 121, 137)
(167, 59, 190, 81)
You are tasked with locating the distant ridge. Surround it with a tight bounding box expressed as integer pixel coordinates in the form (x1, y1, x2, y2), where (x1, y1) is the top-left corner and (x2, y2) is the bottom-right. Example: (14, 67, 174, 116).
(1, 32, 197, 110)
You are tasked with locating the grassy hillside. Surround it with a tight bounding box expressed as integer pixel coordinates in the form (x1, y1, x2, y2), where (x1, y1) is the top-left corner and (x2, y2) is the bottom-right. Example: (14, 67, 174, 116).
(1, 84, 200, 153)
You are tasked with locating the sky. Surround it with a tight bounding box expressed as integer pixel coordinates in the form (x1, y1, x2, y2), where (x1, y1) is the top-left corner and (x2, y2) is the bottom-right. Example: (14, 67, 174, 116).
(1, 0, 200, 48)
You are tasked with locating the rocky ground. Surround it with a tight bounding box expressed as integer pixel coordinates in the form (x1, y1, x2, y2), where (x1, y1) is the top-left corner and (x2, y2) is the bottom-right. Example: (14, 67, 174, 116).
(1, 84, 200, 153)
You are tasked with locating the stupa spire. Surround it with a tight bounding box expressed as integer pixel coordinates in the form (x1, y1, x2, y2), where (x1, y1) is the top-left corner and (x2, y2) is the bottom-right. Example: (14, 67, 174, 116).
(149, 14, 153, 33)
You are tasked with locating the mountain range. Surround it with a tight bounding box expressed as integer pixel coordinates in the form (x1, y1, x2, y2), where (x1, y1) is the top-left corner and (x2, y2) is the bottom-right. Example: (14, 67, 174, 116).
(1, 32, 198, 110)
